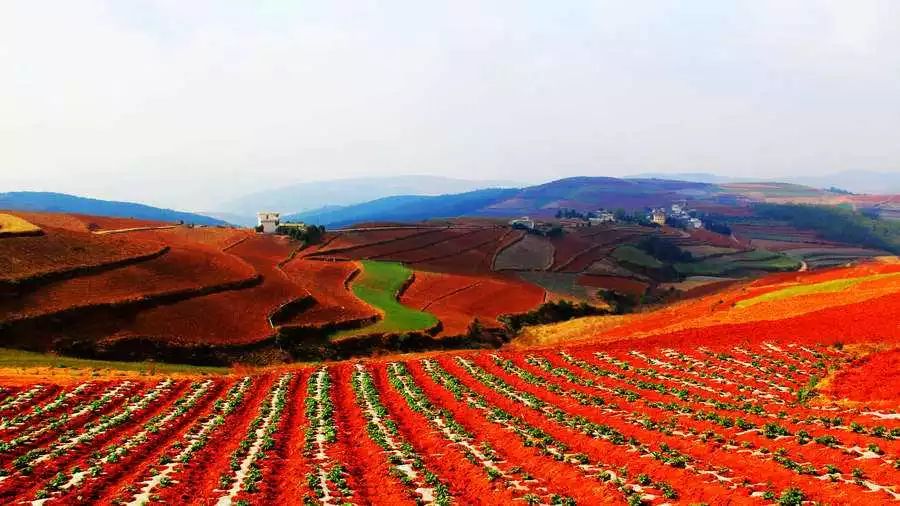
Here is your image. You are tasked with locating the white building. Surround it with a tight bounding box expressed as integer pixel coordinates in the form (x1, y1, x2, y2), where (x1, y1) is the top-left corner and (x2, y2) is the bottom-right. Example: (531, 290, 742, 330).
(689, 217, 703, 229)
(649, 209, 667, 225)
(257, 212, 280, 234)
(509, 216, 535, 230)
(589, 210, 616, 225)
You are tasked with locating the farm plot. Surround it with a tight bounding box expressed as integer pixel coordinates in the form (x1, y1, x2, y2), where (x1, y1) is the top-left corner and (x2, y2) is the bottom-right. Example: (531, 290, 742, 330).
(280, 259, 377, 328)
(0, 213, 42, 237)
(332, 261, 438, 340)
(0, 245, 257, 324)
(674, 249, 801, 276)
(411, 228, 515, 275)
(310, 228, 455, 259)
(340, 229, 481, 261)
(401, 271, 544, 335)
(96, 234, 306, 346)
(311, 226, 443, 252)
(576, 274, 648, 296)
(493, 234, 555, 271)
(0, 226, 166, 285)
(0, 331, 898, 504)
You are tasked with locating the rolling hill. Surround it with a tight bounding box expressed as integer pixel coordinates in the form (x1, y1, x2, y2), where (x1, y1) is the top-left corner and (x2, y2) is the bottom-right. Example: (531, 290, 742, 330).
(0, 192, 227, 226)
(220, 175, 521, 219)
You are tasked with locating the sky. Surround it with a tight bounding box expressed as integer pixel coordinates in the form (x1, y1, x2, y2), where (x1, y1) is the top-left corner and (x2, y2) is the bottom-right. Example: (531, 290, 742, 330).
(2, 0, 900, 211)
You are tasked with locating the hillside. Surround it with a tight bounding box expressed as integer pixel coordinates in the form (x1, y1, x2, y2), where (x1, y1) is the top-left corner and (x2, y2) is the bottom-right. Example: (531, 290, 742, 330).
(0, 192, 227, 226)
(286, 188, 519, 227)
(0, 260, 896, 504)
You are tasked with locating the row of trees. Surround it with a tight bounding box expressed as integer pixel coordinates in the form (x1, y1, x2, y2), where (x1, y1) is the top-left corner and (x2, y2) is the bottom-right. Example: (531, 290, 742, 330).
(275, 223, 326, 245)
(753, 203, 900, 254)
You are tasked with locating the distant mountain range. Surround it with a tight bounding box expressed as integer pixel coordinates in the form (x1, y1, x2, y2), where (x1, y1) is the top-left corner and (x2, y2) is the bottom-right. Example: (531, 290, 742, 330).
(218, 175, 521, 224)
(629, 170, 900, 194)
(286, 175, 900, 228)
(288, 177, 756, 227)
(0, 192, 227, 226)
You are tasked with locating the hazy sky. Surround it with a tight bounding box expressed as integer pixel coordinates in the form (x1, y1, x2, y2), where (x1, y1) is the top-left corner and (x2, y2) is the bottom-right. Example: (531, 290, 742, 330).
(2, 1, 899, 210)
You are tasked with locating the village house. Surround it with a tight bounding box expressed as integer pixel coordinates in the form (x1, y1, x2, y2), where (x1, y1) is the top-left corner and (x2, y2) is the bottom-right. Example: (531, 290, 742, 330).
(257, 212, 280, 233)
(589, 210, 616, 225)
(508, 216, 536, 230)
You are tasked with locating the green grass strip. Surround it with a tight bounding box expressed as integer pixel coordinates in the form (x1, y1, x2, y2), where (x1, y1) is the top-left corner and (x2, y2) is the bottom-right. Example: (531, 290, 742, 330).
(612, 245, 663, 269)
(332, 261, 438, 340)
(735, 271, 900, 308)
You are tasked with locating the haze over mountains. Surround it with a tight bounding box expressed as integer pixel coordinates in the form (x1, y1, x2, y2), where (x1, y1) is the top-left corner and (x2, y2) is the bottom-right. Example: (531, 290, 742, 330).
(3, 172, 898, 229)
(217, 176, 520, 225)
(630, 170, 900, 194)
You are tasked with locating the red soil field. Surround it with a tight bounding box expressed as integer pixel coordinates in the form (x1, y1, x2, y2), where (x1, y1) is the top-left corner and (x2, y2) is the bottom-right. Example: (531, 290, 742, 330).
(310, 227, 445, 256)
(1, 211, 92, 232)
(0, 245, 257, 323)
(69, 214, 171, 231)
(103, 234, 306, 346)
(383, 228, 506, 264)
(686, 227, 743, 248)
(402, 271, 545, 335)
(333, 228, 477, 260)
(549, 232, 594, 270)
(126, 226, 251, 249)
(0, 226, 165, 284)
(824, 348, 900, 404)
(280, 259, 377, 327)
(576, 274, 648, 296)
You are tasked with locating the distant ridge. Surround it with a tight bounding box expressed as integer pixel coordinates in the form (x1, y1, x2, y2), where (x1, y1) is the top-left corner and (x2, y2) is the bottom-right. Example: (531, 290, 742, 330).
(220, 175, 521, 218)
(286, 188, 520, 227)
(0, 192, 228, 226)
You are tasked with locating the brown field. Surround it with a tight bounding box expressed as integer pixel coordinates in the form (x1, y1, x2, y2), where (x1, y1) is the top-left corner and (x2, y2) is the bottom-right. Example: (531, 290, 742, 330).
(0, 227, 165, 284)
(493, 234, 555, 271)
(280, 259, 377, 327)
(0, 245, 257, 323)
(576, 274, 648, 296)
(99, 234, 307, 346)
(401, 271, 545, 335)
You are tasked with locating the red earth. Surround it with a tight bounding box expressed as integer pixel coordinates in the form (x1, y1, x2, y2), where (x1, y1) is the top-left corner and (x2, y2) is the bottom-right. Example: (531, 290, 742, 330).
(280, 258, 377, 327)
(401, 270, 545, 335)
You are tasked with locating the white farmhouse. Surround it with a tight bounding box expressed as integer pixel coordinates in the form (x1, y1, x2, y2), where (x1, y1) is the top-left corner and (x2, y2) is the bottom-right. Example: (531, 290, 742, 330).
(257, 212, 280, 234)
(509, 216, 535, 230)
(589, 210, 616, 225)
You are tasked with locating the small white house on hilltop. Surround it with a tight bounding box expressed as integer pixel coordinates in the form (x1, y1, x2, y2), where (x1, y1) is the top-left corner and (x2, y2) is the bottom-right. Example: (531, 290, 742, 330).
(509, 216, 535, 230)
(257, 212, 280, 234)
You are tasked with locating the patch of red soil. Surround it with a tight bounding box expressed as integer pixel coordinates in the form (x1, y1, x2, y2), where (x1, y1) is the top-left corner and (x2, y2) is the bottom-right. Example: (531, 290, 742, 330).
(402, 271, 544, 335)
(107, 235, 306, 346)
(281, 259, 376, 327)
(70, 214, 171, 231)
(312, 228, 443, 255)
(824, 348, 900, 403)
(0, 245, 257, 322)
(576, 274, 647, 296)
(687, 228, 744, 248)
(0, 226, 164, 284)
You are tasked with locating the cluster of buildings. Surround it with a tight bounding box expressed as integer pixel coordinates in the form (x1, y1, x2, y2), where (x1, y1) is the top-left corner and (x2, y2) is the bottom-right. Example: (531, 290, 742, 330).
(648, 202, 703, 229)
(509, 208, 618, 232)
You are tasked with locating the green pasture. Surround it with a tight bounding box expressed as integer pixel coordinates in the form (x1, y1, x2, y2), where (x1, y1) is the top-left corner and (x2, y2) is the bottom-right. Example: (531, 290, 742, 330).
(736, 271, 900, 308)
(332, 261, 438, 340)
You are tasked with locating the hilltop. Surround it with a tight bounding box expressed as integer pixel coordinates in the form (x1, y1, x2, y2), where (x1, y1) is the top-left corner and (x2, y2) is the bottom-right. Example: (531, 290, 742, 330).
(0, 192, 227, 226)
